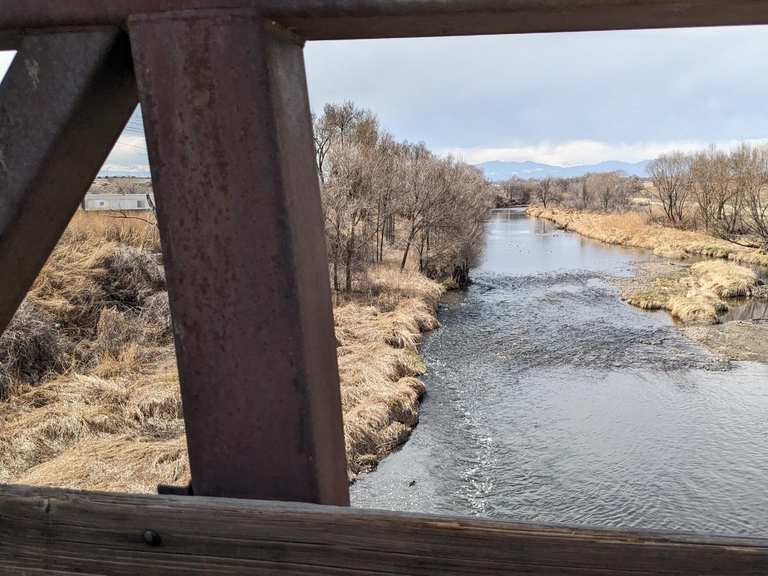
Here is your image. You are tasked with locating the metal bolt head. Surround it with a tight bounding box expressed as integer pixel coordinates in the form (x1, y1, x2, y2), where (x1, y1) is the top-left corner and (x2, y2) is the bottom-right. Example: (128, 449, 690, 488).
(143, 529, 162, 546)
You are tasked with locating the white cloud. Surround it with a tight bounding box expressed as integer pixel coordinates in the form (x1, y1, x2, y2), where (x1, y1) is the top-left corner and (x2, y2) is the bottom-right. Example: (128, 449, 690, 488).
(101, 163, 151, 175)
(440, 139, 768, 166)
(101, 135, 150, 176)
(109, 135, 147, 155)
(1, 51, 151, 176)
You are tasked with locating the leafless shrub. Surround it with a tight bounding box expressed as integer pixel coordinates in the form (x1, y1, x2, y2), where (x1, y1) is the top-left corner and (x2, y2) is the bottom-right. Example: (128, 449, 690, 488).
(648, 152, 691, 226)
(316, 102, 493, 291)
(93, 245, 165, 308)
(653, 143, 768, 252)
(534, 177, 558, 208)
(0, 302, 64, 397)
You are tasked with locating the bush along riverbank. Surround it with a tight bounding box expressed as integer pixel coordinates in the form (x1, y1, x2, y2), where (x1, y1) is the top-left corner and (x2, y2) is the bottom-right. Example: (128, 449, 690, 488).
(528, 206, 768, 362)
(0, 213, 445, 491)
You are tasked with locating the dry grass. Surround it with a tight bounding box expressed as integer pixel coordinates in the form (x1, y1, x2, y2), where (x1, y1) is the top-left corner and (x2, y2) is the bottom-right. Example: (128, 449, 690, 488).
(668, 288, 730, 326)
(528, 206, 768, 268)
(626, 262, 758, 325)
(690, 260, 758, 298)
(0, 212, 442, 490)
(333, 264, 443, 478)
(530, 206, 765, 325)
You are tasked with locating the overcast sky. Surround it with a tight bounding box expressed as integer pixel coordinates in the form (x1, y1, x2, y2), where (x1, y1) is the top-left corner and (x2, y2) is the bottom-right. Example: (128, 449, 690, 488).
(2, 25, 768, 173)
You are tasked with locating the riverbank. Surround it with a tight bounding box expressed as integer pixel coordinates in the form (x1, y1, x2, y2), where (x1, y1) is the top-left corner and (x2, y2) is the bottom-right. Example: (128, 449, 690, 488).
(0, 213, 442, 491)
(528, 206, 768, 267)
(528, 206, 768, 362)
(353, 208, 768, 534)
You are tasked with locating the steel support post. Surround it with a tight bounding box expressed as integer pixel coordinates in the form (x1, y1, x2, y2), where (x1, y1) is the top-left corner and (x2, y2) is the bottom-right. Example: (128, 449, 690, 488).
(0, 29, 137, 333)
(128, 10, 349, 504)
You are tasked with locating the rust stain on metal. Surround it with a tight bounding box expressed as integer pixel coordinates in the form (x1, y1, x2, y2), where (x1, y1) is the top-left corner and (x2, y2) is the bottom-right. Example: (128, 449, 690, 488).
(23, 57, 40, 89)
(129, 10, 349, 504)
(0, 28, 137, 334)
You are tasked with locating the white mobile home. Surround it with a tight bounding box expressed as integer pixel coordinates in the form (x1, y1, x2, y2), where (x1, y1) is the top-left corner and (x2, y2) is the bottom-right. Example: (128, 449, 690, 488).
(82, 194, 155, 212)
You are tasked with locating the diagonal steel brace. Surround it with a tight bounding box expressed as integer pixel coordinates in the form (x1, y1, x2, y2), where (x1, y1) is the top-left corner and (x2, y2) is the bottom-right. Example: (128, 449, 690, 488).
(0, 28, 137, 332)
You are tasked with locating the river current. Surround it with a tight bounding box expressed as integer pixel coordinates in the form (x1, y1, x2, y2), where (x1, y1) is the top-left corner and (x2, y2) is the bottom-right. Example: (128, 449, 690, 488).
(351, 208, 768, 536)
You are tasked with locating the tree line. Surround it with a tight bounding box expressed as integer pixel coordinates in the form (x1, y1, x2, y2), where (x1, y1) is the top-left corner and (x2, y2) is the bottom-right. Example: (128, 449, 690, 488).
(314, 102, 492, 292)
(496, 172, 644, 212)
(649, 144, 768, 251)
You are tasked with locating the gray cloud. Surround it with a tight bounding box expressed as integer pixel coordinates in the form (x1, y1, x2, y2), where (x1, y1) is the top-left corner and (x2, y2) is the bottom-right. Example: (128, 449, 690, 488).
(4, 26, 768, 172)
(305, 26, 768, 163)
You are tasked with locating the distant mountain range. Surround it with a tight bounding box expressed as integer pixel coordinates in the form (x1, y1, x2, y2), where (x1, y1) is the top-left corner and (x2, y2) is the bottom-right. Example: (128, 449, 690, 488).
(478, 160, 650, 181)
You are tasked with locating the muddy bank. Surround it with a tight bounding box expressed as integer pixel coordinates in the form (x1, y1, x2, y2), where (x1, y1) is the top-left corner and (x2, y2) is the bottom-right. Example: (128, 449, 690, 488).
(529, 207, 768, 362)
(683, 322, 768, 362)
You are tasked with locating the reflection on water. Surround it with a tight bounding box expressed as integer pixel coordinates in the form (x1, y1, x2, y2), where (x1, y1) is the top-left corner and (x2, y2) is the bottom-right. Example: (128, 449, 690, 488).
(352, 208, 768, 536)
(725, 298, 768, 323)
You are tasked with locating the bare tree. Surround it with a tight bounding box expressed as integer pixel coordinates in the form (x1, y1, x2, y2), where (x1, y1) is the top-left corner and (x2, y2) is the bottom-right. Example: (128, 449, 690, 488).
(577, 177, 592, 209)
(690, 146, 732, 232)
(314, 101, 494, 290)
(727, 144, 768, 250)
(535, 177, 557, 207)
(648, 152, 691, 225)
(497, 177, 532, 207)
(650, 144, 768, 252)
(312, 113, 334, 184)
(397, 144, 435, 271)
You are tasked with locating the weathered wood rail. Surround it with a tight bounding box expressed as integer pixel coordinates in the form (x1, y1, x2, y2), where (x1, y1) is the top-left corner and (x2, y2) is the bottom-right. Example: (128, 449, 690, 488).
(1, 1, 768, 573)
(0, 485, 766, 575)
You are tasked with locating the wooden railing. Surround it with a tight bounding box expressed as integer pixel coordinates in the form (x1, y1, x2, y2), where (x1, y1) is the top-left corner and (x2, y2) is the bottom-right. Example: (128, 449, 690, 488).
(1, 485, 766, 575)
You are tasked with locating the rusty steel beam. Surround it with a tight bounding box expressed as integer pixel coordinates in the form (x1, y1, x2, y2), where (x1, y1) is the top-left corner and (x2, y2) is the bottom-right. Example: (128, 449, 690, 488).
(129, 10, 349, 504)
(275, 0, 768, 39)
(3, 0, 768, 43)
(0, 29, 137, 334)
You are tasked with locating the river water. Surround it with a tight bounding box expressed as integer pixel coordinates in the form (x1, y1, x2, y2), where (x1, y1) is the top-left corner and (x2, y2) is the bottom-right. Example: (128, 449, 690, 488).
(352, 208, 768, 536)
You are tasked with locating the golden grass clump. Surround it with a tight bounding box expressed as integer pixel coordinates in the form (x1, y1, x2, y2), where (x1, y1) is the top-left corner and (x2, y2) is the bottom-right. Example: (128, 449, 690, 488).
(624, 260, 759, 324)
(19, 437, 188, 493)
(364, 265, 445, 311)
(626, 262, 759, 324)
(625, 270, 691, 311)
(0, 209, 443, 489)
(689, 260, 758, 298)
(626, 264, 760, 325)
(335, 265, 443, 479)
(669, 288, 730, 326)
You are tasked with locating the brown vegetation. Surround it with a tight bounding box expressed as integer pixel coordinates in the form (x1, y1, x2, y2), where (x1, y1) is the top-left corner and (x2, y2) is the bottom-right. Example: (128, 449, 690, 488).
(528, 207, 768, 268)
(0, 212, 445, 491)
(315, 102, 491, 290)
(0, 102, 492, 491)
(625, 261, 758, 325)
(495, 172, 642, 212)
(649, 144, 768, 250)
(529, 207, 766, 325)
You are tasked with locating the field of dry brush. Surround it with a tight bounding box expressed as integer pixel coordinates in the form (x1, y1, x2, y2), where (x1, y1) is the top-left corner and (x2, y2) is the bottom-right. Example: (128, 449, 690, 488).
(0, 212, 442, 491)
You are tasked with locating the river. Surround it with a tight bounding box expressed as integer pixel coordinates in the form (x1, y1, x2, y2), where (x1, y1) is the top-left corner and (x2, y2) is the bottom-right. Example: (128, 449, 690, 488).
(351, 208, 768, 536)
